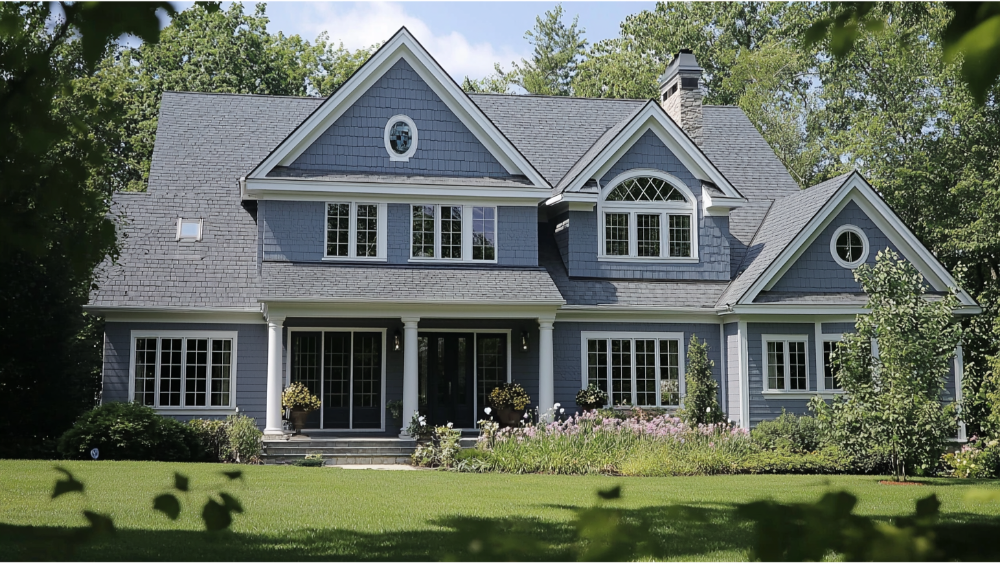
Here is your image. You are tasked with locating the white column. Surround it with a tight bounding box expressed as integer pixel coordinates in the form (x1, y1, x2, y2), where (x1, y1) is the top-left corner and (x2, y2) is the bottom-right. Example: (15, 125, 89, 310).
(538, 319, 555, 418)
(956, 344, 967, 442)
(264, 316, 286, 435)
(401, 317, 420, 437)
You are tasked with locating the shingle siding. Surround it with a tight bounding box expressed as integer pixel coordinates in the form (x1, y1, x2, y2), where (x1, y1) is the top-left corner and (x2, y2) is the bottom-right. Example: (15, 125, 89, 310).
(553, 322, 723, 411)
(598, 129, 701, 188)
(770, 200, 900, 293)
(261, 200, 325, 262)
(103, 322, 268, 425)
(289, 59, 512, 178)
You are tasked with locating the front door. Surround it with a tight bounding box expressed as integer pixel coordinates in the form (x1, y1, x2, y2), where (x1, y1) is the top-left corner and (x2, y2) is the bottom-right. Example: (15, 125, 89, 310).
(418, 333, 474, 427)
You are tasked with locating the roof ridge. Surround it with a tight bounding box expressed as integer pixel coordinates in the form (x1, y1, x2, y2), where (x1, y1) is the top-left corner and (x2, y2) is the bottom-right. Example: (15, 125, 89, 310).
(162, 90, 322, 100)
(469, 92, 649, 103)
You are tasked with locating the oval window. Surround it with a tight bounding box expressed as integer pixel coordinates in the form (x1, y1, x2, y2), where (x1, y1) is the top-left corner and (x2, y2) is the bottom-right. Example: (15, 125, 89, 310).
(388, 121, 412, 154)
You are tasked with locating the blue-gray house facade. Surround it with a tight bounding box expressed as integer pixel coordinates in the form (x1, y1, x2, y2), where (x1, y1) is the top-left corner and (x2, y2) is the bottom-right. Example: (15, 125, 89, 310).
(87, 29, 979, 438)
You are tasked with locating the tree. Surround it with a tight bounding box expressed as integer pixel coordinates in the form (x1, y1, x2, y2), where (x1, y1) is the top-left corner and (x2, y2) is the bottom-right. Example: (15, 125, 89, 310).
(82, 3, 374, 192)
(679, 336, 724, 426)
(811, 250, 961, 481)
(462, 4, 586, 96)
(0, 2, 173, 457)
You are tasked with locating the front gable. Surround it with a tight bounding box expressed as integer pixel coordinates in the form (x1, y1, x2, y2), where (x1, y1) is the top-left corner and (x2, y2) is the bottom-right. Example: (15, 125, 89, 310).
(741, 173, 978, 310)
(766, 200, 900, 294)
(286, 59, 512, 179)
(246, 27, 550, 196)
(598, 129, 701, 195)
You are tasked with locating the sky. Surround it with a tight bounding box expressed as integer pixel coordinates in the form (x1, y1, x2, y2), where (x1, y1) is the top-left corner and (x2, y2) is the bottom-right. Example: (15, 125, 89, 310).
(168, 1, 655, 81)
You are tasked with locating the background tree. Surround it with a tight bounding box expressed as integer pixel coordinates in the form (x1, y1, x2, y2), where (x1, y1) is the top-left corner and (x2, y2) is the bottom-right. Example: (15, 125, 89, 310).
(462, 4, 586, 96)
(0, 2, 173, 457)
(679, 336, 723, 426)
(811, 250, 961, 481)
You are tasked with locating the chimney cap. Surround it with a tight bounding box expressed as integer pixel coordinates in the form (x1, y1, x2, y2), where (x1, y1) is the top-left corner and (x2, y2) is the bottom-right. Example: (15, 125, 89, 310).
(659, 49, 703, 87)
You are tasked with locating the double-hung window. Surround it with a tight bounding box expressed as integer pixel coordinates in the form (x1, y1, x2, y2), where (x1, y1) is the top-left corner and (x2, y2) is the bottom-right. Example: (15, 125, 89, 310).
(820, 334, 847, 391)
(325, 202, 387, 260)
(599, 173, 697, 260)
(131, 331, 237, 411)
(763, 335, 809, 391)
(410, 204, 497, 262)
(582, 332, 684, 407)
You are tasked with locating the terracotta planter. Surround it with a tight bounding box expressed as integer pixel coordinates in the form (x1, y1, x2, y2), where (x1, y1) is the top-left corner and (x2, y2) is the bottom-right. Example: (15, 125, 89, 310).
(495, 406, 525, 428)
(289, 409, 311, 433)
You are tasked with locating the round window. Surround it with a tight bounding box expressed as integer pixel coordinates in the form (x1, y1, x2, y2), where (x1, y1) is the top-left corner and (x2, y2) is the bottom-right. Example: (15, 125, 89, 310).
(830, 225, 869, 268)
(384, 115, 417, 161)
(388, 121, 412, 154)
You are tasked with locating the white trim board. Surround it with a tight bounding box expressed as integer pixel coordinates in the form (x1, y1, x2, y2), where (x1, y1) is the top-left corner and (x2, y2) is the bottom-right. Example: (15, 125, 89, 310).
(561, 104, 744, 204)
(742, 172, 978, 309)
(243, 179, 551, 205)
(247, 28, 550, 190)
(579, 331, 687, 409)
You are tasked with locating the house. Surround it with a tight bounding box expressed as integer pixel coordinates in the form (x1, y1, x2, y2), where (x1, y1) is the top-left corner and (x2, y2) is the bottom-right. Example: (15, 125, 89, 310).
(86, 28, 979, 439)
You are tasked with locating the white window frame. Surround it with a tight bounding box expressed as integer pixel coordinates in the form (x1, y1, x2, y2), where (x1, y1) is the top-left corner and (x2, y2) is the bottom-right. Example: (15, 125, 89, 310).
(579, 331, 686, 408)
(176, 218, 203, 242)
(409, 204, 498, 263)
(127, 330, 238, 415)
(830, 224, 869, 269)
(597, 169, 699, 263)
(285, 327, 388, 432)
(818, 333, 846, 392)
(384, 114, 418, 162)
(761, 334, 810, 393)
(323, 201, 388, 261)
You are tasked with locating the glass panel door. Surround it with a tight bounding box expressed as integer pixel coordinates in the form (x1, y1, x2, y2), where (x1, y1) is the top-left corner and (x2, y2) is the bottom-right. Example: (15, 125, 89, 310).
(291, 332, 322, 428)
(351, 332, 383, 429)
(323, 332, 351, 429)
(419, 333, 475, 427)
(476, 334, 507, 421)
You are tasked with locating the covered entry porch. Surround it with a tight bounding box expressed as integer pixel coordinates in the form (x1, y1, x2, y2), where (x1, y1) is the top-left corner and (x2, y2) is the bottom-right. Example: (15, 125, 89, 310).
(260, 302, 560, 437)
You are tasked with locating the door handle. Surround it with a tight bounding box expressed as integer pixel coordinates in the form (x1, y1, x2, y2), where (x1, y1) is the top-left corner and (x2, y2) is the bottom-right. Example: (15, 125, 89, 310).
(449, 382, 452, 394)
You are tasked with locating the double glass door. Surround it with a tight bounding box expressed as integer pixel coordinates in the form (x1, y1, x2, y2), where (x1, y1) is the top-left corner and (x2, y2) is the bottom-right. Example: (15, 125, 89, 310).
(418, 332, 508, 428)
(290, 331, 383, 429)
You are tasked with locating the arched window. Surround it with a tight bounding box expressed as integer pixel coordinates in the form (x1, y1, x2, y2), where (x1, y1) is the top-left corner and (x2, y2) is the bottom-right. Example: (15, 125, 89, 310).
(599, 172, 697, 260)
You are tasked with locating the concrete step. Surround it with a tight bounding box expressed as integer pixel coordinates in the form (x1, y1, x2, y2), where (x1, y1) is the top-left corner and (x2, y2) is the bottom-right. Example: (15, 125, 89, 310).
(263, 453, 413, 466)
(265, 446, 415, 456)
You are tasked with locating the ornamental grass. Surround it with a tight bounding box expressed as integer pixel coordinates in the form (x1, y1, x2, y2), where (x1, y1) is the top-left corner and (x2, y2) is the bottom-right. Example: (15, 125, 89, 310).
(460, 410, 848, 476)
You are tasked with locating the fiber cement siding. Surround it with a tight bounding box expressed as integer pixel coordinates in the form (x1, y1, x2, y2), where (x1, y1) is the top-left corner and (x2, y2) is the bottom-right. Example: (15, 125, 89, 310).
(746, 322, 816, 426)
(290, 59, 512, 178)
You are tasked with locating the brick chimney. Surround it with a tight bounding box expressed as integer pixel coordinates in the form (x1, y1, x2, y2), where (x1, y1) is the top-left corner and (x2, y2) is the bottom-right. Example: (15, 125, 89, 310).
(659, 49, 704, 145)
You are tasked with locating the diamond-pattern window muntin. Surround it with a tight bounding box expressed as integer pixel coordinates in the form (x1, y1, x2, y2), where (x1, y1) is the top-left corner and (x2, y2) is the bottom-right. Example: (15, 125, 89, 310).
(606, 177, 687, 203)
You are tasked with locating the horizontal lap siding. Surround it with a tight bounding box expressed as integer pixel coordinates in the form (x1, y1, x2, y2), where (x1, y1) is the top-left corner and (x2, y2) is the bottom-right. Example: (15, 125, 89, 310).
(746, 322, 815, 426)
(103, 322, 268, 424)
(553, 322, 723, 411)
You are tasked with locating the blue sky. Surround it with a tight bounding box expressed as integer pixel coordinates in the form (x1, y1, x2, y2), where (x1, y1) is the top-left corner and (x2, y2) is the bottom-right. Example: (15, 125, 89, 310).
(169, 2, 654, 80)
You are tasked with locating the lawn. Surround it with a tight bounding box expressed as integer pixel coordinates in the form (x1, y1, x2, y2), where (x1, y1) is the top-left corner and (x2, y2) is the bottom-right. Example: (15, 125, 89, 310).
(2, 460, 1000, 561)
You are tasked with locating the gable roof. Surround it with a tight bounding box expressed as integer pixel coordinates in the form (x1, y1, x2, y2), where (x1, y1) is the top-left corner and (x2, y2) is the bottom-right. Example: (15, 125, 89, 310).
(247, 27, 550, 189)
(718, 171, 980, 310)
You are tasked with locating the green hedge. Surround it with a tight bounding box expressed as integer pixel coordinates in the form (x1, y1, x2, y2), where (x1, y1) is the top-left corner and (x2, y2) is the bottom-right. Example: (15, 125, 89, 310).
(57, 402, 204, 461)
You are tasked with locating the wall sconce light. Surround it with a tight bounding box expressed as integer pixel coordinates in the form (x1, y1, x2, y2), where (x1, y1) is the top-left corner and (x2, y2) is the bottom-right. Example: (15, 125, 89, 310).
(521, 330, 529, 352)
(394, 330, 401, 352)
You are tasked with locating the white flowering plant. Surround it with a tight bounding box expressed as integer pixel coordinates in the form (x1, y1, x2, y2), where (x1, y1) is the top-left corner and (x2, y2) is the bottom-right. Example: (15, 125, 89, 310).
(405, 412, 434, 441)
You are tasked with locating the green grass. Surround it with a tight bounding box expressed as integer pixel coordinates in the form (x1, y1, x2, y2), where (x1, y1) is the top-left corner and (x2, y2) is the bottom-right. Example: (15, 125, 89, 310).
(1, 460, 1000, 561)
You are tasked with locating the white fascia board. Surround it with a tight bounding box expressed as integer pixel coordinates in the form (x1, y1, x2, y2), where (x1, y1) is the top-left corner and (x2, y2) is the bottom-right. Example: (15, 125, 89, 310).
(742, 172, 977, 308)
(244, 178, 550, 205)
(564, 105, 743, 201)
(545, 192, 597, 213)
(85, 305, 266, 324)
(264, 300, 562, 320)
(248, 29, 550, 190)
(703, 191, 745, 216)
(556, 306, 723, 324)
(730, 304, 871, 315)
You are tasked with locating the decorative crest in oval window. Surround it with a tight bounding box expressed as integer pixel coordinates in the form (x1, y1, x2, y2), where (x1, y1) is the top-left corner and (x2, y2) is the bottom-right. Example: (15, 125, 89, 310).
(388, 121, 412, 154)
(606, 176, 687, 202)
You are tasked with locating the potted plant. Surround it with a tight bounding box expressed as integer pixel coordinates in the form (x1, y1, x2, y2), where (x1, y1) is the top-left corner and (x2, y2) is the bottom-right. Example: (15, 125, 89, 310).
(405, 412, 434, 443)
(488, 383, 531, 427)
(576, 384, 609, 412)
(281, 382, 321, 434)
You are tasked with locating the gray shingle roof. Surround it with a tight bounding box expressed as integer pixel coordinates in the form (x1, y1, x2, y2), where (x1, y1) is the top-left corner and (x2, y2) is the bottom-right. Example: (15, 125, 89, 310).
(90, 89, 827, 313)
(753, 291, 869, 305)
(716, 172, 853, 307)
(469, 93, 646, 189)
(261, 262, 564, 304)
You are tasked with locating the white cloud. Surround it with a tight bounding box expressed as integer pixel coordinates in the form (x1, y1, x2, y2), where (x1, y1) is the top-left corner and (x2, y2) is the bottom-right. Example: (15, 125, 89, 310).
(304, 2, 525, 80)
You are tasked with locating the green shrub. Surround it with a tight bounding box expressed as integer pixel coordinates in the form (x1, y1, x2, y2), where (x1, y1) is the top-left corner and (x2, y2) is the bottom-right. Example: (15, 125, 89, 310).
(57, 402, 203, 461)
(188, 419, 230, 462)
(741, 446, 851, 474)
(677, 335, 724, 425)
(226, 414, 262, 464)
(751, 411, 823, 453)
(942, 436, 1000, 478)
(411, 424, 462, 468)
(294, 453, 324, 467)
(456, 448, 490, 462)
